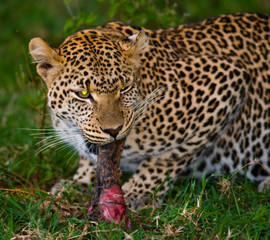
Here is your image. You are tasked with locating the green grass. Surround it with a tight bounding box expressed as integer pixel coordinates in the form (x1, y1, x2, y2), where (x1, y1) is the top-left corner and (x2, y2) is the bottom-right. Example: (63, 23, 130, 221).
(1, 171, 270, 239)
(1, 0, 270, 239)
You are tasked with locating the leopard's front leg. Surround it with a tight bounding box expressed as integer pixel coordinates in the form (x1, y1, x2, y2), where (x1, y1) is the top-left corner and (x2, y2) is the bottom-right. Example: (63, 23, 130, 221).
(122, 150, 189, 210)
(51, 155, 96, 195)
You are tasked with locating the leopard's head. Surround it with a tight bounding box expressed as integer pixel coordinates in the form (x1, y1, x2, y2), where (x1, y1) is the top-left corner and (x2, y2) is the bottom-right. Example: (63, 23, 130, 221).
(29, 29, 148, 157)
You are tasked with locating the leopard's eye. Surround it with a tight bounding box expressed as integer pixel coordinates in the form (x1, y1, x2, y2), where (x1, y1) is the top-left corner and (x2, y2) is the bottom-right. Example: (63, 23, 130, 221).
(76, 91, 91, 99)
(120, 85, 132, 93)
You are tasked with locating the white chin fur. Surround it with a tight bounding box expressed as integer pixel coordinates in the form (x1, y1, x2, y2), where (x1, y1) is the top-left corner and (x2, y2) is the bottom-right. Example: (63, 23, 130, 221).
(51, 114, 97, 162)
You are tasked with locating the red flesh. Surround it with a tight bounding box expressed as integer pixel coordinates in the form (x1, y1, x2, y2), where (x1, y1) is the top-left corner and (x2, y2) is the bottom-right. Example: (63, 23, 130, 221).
(88, 185, 131, 228)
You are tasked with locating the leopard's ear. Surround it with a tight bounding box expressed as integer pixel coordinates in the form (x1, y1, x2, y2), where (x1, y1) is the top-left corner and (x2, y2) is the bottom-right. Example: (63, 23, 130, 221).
(119, 30, 149, 69)
(29, 37, 63, 87)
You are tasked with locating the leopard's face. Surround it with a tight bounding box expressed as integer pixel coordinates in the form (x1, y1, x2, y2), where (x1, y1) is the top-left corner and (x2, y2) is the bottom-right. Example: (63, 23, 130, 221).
(29, 30, 148, 156)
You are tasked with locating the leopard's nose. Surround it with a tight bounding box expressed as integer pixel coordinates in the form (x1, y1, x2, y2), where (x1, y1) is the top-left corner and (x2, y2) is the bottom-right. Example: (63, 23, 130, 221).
(102, 125, 123, 138)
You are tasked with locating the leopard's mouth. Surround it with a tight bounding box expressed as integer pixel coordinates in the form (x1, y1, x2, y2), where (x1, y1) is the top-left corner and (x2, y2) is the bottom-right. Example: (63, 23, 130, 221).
(86, 138, 125, 155)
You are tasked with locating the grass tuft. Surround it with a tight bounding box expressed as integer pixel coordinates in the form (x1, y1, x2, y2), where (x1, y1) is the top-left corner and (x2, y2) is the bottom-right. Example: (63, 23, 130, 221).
(1, 165, 270, 238)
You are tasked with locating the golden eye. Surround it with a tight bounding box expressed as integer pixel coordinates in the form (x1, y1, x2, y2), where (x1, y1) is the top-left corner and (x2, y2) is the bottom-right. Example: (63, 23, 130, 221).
(76, 91, 91, 98)
(120, 85, 132, 93)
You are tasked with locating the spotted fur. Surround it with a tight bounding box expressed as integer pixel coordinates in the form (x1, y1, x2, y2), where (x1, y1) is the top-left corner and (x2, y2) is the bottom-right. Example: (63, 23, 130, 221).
(29, 13, 270, 209)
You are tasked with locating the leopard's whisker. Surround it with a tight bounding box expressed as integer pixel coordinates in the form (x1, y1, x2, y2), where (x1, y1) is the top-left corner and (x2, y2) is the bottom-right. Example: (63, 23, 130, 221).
(134, 114, 148, 124)
(135, 87, 165, 109)
(21, 128, 80, 132)
(134, 86, 165, 110)
(65, 147, 79, 167)
(37, 137, 64, 148)
(55, 143, 75, 153)
(36, 136, 78, 154)
(36, 131, 79, 145)
(37, 141, 67, 154)
(35, 134, 61, 145)
(134, 95, 165, 119)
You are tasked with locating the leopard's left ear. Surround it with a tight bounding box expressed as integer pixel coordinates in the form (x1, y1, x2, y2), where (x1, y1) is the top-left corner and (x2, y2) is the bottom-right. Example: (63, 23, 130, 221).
(120, 30, 149, 69)
(29, 37, 63, 88)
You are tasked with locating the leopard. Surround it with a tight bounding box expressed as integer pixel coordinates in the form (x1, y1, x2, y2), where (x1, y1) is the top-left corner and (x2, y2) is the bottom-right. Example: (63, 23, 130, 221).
(29, 12, 270, 210)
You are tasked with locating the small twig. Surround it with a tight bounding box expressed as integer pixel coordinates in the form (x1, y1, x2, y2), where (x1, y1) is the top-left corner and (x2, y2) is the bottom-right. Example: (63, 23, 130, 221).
(22, 187, 53, 195)
(0, 166, 28, 184)
(150, 195, 156, 217)
(0, 188, 52, 201)
(78, 224, 89, 240)
(253, 159, 270, 174)
(64, 0, 75, 18)
(68, 228, 121, 239)
(229, 158, 270, 180)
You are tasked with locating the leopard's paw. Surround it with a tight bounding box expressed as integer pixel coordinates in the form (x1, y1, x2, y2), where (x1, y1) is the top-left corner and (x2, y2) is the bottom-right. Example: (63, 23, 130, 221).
(258, 177, 270, 192)
(50, 179, 74, 196)
(50, 179, 90, 198)
(122, 179, 163, 210)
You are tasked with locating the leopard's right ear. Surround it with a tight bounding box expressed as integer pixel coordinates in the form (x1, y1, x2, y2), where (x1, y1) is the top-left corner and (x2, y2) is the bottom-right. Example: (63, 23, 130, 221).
(29, 38, 63, 87)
